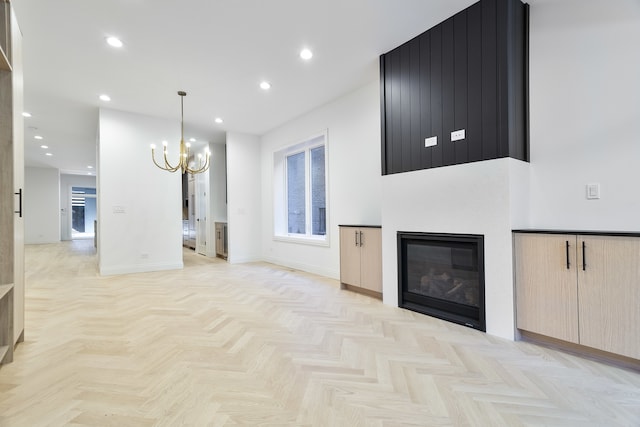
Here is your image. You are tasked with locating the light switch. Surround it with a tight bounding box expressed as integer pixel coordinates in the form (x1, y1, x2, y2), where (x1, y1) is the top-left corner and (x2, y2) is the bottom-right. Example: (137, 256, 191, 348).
(586, 184, 600, 200)
(424, 136, 438, 148)
(113, 205, 126, 213)
(451, 129, 466, 142)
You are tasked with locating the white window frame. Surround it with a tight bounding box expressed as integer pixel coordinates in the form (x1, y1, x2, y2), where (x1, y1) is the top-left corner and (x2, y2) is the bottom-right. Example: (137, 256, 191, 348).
(273, 130, 329, 246)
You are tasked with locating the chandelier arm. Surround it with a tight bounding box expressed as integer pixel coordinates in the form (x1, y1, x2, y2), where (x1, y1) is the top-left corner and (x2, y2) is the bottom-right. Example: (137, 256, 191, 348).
(150, 91, 210, 174)
(151, 148, 173, 171)
(162, 149, 181, 172)
(186, 153, 210, 174)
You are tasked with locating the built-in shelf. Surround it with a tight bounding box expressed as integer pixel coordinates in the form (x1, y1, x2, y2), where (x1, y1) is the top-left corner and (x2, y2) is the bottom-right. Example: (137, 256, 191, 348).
(0, 48, 10, 71)
(0, 284, 12, 300)
(0, 283, 13, 365)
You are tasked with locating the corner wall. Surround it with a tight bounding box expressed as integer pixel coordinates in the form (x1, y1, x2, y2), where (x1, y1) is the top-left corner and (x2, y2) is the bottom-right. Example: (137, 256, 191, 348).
(97, 109, 183, 275)
(259, 81, 382, 278)
(527, 0, 640, 230)
(24, 167, 60, 244)
(226, 132, 261, 263)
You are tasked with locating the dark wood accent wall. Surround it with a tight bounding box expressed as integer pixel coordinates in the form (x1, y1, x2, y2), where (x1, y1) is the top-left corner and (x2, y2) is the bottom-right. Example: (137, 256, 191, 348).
(380, 0, 529, 175)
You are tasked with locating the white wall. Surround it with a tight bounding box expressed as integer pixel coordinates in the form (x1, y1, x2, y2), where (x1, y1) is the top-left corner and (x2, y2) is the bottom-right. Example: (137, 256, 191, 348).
(381, 159, 529, 340)
(206, 142, 227, 257)
(226, 132, 261, 263)
(97, 109, 183, 275)
(24, 167, 60, 244)
(210, 142, 227, 223)
(259, 81, 382, 278)
(528, 0, 640, 230)
(60, 174, 97, 241)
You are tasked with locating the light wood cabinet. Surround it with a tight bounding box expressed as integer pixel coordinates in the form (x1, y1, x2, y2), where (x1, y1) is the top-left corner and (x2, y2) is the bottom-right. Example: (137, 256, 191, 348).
(0, 3, 23, 366)
(339, 226, 382, 296)
(514, 232, 640, 360)
(215, 222, 227, 260)
(577, 236, 640, 359)
(514, 233, 579, 344)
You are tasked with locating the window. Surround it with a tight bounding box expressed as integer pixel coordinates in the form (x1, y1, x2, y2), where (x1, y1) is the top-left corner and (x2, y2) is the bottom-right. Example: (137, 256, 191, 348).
(274, 131, 328, 244)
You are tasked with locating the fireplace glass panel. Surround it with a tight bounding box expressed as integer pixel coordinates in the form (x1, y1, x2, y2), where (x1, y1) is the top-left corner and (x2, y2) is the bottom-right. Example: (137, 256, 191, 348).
(406, 243, 480, 308)
(398, 232, 485, 331)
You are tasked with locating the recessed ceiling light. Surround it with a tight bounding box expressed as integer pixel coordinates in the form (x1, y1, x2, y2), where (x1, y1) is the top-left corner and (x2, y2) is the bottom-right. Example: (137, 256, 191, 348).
(87, 165, 93, 169)
(22, 112, 32, 118)
(106, 37, 123, 48)
(214, 117, 223, 124)
(34, 135, 43, 140)
(99, 94, 111, 102)
(300, 48, 313, 60)
(45, 153, 53, 156)
(260, 81, 271, 90)
(40, 145, 48, 149)
(189, 138, 196, 142)
(87, 172, 93, 175)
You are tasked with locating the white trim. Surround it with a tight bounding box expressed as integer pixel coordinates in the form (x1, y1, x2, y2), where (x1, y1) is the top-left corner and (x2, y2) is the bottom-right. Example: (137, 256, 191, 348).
(99, 261, 184, 276)
(272, 234, 329, 247)
(273, 129, 329, 244)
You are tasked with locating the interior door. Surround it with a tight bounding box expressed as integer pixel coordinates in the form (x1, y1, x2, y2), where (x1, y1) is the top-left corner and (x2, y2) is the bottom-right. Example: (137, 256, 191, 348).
(195, 170, 209, 255)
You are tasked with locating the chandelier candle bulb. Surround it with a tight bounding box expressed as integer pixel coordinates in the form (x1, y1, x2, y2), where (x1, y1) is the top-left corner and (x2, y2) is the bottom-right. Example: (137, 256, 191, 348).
(150, 91, 211, 174)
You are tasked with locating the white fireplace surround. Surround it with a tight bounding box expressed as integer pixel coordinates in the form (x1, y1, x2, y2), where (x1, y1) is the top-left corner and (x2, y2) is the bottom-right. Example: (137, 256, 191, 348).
(381, 158, 530, 340)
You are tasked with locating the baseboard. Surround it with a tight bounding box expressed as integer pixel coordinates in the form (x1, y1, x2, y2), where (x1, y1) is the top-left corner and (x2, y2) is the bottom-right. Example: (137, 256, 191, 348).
(518, 330, 640, 372)
(261, 255, 339, 280)
(99, 262, 184, 276)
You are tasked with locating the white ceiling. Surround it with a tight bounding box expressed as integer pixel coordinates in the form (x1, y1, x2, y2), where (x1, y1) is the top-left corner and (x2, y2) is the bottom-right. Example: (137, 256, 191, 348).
(12, 0, 477, 175)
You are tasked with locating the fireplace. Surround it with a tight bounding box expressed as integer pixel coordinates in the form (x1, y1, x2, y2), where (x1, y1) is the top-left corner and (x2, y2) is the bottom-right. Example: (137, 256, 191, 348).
(398, 232, 485, 331)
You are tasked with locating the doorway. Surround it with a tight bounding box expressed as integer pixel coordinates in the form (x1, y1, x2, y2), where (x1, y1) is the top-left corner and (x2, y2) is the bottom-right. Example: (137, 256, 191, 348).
(71, 186, 96, 240)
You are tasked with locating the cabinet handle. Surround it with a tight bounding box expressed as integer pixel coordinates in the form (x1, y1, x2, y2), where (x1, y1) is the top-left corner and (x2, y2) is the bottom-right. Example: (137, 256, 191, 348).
(565, 240, 570, 269)
(582, 241, 586, 271)
(359, 231, 364, 246)
(355, 230, 359, 247)
(14, 188, 22, 218)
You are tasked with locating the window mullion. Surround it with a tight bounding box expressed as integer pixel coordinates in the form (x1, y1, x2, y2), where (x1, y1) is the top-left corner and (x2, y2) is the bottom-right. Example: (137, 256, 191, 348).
(305, 148, 311, 236)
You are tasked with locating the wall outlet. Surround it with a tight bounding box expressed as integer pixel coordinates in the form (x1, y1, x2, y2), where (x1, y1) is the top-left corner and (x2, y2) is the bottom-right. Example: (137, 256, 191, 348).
(140, 253, 149, 259)
(424, 136, 438, 147)
(586, 183, 600, 199)
(113, 205, 126, 214)
(451, 129, 466, 141)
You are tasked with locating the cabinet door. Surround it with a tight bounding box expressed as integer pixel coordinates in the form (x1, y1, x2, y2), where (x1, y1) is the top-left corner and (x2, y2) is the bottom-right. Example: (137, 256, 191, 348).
(359, 228, 382, 293)
(339, 227, 361, 286)
(11, 8, 24, 345)
(577, 236, 640, 359)
(514, 233, 579, 343)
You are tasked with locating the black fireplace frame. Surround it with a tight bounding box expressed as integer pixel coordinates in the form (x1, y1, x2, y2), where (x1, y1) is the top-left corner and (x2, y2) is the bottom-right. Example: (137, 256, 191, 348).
(397, 232, 486, 331)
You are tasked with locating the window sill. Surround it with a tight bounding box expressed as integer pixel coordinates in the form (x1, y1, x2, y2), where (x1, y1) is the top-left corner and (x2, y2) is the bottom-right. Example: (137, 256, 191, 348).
(273, 234, 329, 247)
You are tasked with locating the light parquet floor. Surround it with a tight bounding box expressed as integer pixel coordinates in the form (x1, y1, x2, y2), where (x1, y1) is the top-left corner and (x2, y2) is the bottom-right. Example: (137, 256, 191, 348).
(1, 240, 639, 426)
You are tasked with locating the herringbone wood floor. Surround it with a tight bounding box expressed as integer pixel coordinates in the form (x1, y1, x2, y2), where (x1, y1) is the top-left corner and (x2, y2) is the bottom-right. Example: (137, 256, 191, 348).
(0, 240, 639, 426)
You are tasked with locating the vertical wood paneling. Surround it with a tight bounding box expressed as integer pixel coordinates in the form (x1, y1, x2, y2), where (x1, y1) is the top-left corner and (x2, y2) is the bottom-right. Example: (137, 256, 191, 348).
(481, 0, 498, 160)
(389, 49, 403, 174)
(441, 18, 455, 166)
(509, 2, 528, 161)
(496, 0, 510, 159)
(409, 38, 421, 171)
(430, 26, 443, 168)
(454, 12, 468, 165)
(380, 56, 388, 175)
(467, 2, 483, 162)
(380, 0, 528, 175)
(419, 32, 433, 170)
(400, 45, 412, 170)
